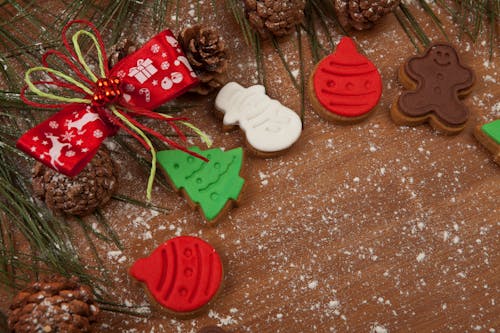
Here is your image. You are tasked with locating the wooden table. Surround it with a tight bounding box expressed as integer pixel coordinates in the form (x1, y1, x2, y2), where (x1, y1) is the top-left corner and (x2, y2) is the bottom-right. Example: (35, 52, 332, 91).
(1, 1, 498, 332)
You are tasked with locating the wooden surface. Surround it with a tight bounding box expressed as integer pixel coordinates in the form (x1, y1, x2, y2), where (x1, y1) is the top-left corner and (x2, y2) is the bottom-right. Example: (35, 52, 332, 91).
(1, 2, 499, 332)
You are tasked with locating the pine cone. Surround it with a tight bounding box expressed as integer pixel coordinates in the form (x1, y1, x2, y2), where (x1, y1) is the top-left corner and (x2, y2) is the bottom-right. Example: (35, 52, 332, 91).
(32, 147, 118, 217)
(178, 25, 228, 95)
(334, 0, 400, 30)
(8, 276, 99, 333)
(108, 38, 137, 68)
(244, 0, 306, 38)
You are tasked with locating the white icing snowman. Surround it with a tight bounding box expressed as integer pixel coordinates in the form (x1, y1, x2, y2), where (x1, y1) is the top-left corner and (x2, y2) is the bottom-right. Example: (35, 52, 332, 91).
(215, 82, 302, 153)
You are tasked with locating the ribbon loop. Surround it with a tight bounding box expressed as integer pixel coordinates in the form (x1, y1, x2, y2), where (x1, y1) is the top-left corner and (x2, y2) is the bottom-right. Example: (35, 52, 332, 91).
(25, 67, 93, 103)
(71, 29, 108, 82)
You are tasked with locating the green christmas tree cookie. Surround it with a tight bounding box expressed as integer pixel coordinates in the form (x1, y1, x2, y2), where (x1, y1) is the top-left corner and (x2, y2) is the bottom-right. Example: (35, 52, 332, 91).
(157, 147, 245, 223)
(474, 119, 500, 165)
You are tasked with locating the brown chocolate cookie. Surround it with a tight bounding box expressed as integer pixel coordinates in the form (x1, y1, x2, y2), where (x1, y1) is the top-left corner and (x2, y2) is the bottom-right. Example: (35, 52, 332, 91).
(391, 42, 475, 134)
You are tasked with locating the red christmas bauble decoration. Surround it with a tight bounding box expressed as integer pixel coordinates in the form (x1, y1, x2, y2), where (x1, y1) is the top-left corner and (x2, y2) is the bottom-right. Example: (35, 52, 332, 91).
(129, 236, 223, 314)
(312, 37, 382, 119)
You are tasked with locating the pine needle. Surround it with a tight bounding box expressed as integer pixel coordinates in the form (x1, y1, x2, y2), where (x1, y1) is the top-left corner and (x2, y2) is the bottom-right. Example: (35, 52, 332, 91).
(417, 0, 449, 41)
(97, 300, 150, 316)
(393, 10, 422, 52)
(111, 136, 171, 191)
(94, 209, 123, 251)
(271, 37, 300, 91)
(296, 25, 306, 126)
(74, 217, 108, 268)
(152, 0, 170, 32)
(224, 0, 257, 49)
(254, 33, 264, 85)
(112, 194, 171, 214)
(398, 3, 431, 47)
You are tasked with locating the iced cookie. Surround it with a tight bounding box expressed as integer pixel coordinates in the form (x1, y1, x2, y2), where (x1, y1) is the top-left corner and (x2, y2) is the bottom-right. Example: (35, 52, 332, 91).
(474, 119, 500, 165)
(308, 36, 382, 123)
(157, 146, 245, 224)
(214, 82, 302, 157)
(391, 42, 475, 134)
(130, 236, 224, 318)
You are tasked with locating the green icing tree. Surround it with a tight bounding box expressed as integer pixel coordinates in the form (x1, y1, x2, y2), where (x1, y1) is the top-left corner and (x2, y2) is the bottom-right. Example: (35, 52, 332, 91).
(482, 119, 500, 144)
(157, 147, 245, 222)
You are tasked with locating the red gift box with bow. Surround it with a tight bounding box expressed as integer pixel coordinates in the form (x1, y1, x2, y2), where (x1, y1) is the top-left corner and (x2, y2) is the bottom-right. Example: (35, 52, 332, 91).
(16, 20, 209, 198)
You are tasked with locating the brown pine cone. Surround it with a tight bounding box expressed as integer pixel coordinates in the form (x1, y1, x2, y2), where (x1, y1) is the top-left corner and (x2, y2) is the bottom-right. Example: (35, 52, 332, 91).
(8, 276, 99, 333)
(32, 147, 118, 217)
(108, 38, 137, 68)
(244, 0, 306, 39)
(178, 25, 228, 95)
(334, 0, 400, 31)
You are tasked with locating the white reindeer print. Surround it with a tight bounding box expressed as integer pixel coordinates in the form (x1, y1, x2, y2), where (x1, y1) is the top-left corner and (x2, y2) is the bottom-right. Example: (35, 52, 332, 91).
(65, 110, 101, 135)
(41, 133, 71, 170)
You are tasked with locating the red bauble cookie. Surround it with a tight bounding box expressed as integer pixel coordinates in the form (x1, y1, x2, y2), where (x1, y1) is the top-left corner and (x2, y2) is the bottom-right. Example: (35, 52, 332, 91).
(309, 37, 382, 122)
(130, 236, 223, 316)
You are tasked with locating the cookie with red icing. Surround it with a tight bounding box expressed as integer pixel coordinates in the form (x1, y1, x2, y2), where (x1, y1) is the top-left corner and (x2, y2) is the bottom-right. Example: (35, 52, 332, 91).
(129, 236, 223, 317)
(308, 37, 382, 123)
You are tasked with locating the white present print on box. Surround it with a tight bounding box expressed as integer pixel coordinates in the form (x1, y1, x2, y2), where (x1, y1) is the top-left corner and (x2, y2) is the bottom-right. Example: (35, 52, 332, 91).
(128, 58, 158, 84)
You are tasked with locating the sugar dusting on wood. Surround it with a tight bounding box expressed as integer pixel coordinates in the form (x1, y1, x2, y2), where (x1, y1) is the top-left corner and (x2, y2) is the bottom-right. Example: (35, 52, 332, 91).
(0, 1, 498, 332)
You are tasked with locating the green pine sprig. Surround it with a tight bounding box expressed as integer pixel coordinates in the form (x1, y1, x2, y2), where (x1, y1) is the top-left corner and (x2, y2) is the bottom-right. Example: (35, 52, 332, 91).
(0, 1, 183, 316)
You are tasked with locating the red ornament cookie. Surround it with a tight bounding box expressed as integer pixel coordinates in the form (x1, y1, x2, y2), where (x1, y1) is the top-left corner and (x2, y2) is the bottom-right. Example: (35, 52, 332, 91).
(309, 37, 382, 123)
(130, 236, 223, 317)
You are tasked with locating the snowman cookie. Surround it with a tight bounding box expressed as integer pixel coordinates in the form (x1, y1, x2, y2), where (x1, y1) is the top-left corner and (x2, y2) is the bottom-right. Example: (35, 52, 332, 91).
(215, 82, 302, 157)
(309, 36, 382, 123)
(130, 236, 224, 318)
(391, 42, 475, 134)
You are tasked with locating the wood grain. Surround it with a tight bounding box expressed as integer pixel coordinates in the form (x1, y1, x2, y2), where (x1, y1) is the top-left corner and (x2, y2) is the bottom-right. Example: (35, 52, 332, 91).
(0, 1, 498, 332)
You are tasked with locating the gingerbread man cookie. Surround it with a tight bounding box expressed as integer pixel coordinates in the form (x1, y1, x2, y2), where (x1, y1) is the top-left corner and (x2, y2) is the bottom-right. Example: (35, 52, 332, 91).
(391, 42, 475, 134)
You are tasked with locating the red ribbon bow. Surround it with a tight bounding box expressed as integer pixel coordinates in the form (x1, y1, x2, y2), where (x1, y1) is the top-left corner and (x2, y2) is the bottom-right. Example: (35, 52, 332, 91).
(17, 20, 205, 179)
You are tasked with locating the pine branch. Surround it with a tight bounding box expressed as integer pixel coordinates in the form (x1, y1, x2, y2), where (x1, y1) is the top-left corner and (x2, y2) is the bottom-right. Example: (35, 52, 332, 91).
(398, 3, 431, 47)
(393, 10, 422, 52)
(395, 0, 499, 59)
(94, 209, 123, 251)
(112, 194, 171, 214)
(153, 0, 171, 32)
(271, 37, 300, 91)
(254, 33, 265, 85)
(224, 0, 257, 49)
(417, 0, 449, 41)
(296, 25, 306, 126)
